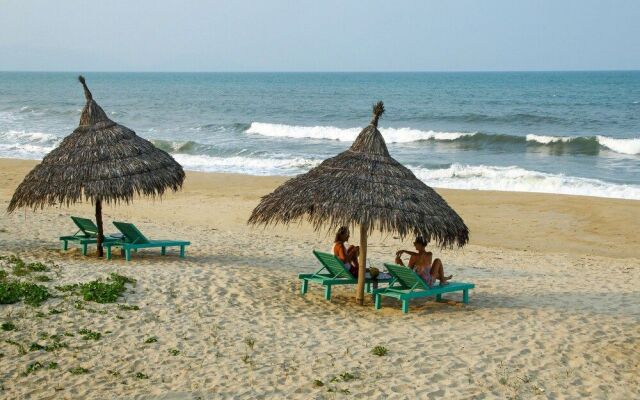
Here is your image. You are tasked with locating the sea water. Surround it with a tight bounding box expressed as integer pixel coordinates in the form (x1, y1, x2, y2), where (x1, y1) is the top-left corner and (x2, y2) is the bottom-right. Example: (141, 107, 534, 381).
(1, 71, 639, 199)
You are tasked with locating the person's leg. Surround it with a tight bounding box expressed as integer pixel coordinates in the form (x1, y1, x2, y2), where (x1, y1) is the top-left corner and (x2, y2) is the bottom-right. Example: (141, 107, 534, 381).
(431, 258, 452, 283)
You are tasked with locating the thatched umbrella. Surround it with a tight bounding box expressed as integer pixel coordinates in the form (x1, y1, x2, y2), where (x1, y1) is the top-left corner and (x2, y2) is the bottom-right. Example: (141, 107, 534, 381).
(249, 101, 469, 304)
(8, 76, 185, 257)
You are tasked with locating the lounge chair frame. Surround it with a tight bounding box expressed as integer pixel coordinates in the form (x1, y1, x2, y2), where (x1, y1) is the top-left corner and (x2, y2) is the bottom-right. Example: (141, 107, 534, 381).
(373, 263, 475, 314)
(104, 221, 190, 261)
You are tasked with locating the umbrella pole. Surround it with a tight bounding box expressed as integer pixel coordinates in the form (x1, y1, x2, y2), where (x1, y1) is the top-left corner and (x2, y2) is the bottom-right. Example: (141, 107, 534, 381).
(95, 198, 104, 258)
(356, 224, 368, 305)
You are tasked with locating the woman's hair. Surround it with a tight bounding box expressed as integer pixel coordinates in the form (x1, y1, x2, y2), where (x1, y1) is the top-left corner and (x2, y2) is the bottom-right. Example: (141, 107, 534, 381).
(335, 226, 349, 242)
(414, 236, 428, 246)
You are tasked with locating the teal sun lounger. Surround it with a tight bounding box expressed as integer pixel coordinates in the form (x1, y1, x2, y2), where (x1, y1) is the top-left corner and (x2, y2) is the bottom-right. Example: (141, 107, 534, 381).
(59, 216, 119, 255)
(298, 250, 392, 301)
(104, 221, 190, 261)
(373, 263, 475, 314)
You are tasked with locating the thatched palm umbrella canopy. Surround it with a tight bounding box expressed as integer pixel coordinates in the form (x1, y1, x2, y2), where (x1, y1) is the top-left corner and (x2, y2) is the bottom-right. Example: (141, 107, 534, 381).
(8, 76, 185, 257)
(249, 101, 469, 304)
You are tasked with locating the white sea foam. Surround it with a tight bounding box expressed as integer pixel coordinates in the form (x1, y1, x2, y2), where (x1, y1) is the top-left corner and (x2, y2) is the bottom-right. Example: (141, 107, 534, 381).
(246, 122, 474, 143)
(526, 134, 574, 144)
(596, 136, 640, 155)
(172, 153, 321, 176)
(410, 163, 640, 200)
(1, 130, 59, 143)
(0, 143, 55, 160)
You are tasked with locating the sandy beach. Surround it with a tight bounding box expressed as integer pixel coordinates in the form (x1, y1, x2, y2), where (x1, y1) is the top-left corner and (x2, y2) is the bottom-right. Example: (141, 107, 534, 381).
(1, 157, 639, 399)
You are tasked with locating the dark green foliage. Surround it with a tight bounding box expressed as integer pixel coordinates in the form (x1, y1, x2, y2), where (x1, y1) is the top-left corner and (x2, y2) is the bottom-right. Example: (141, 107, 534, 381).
(144, 337, 158, 344)
(78, 274, 136, 303)
(7, 256, 50, 277)
(0, 270, 7, 280)
(29, 341, 68, 352)
(47, 361, 58, 369)
(24, 361, 44, 376)
(68, 367, 89, 375)
(168, 349, 180, 356)
(1, 321, 16, 331)
(48, 308, 64, 315)
(135, 372, 149, 379)
(29, 342, 45, 351)
(78, 329, 101, 341)
(371, 345, 389, 356)
(313, 380, 324, 387)
(5, 339, 26, 355)
(34, 275, 52, 282)
(55, 283, 79, 293)
(0, 280, 50, 306)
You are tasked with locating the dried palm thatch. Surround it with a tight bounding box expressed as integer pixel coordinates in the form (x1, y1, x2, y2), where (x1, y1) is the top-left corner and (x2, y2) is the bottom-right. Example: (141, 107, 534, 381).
(249, 101, 468, 303)
(8, 76, 185, 257)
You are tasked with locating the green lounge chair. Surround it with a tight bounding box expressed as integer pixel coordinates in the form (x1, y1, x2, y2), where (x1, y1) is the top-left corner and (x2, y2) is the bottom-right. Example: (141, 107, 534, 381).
(59, 216, 119, 256)
(298, 250, 392, 301)
(104, 221, 190, 261)
(373, 263, 475, 314)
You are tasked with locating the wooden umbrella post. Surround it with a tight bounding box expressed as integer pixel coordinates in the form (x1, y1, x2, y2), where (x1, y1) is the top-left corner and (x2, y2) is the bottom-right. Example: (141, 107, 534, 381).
(356, 224, 368, 305)
(95, 198, 104, 258)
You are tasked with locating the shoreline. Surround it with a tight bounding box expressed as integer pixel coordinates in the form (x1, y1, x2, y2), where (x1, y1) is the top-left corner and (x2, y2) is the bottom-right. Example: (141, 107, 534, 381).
(2, 157, 639, 259)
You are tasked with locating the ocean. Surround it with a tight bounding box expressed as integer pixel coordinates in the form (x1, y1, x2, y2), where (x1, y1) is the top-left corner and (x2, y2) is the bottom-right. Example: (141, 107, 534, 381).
(1, 71, 639, 199)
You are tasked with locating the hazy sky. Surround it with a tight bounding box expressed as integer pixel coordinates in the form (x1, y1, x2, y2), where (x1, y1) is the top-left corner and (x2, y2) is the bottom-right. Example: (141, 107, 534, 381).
(1, 0, 639, 72)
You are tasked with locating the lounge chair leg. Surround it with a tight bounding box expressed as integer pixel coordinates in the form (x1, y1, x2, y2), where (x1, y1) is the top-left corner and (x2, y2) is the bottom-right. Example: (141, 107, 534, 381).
(301, 280, 308, 295)
(125, 248, 131, 261)
(436, 294, 442, 302)
(402, 300, 409, 314)
(106, 246, 112, 260)
(463, 289, 469, 304)
(365, 282, 371, 293)
(62, 240, 68, 251)
(179, 246, 185, 258)
(324, 285, 332, 301)
(82, 243, 87, 256)
(161, 246, 166, 256)
(374, 294, 381, 310)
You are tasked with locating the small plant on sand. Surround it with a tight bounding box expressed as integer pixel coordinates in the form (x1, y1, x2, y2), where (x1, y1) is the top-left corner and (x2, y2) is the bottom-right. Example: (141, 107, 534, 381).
(0, 280, 50, 306)
(68, 367, 89, 375)
(135, 372, 149, 380)
(46, 361, 58, 370)
(1, 321, 16, 331)
(79, 274, 136, 304)
(5, 339, 26, 355)
(0, 270, 8, 280)
(78, 329, 101, 341)
(371, 345, 388, 356)
(48, 308, 64, 315)
(313, 379, 324, 387)
(168, 349, 180, 356)
(244, 337, 255, 350)
(23, 361, 44, 376)
(34, 275, 52, 282)
(144, 336, 158, 344)
(241, 354, 251, 364)
(118, 304, 139, 311)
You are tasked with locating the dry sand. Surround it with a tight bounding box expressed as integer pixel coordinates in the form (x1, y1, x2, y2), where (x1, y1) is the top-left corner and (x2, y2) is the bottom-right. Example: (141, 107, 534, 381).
(0, 158, 638, 399)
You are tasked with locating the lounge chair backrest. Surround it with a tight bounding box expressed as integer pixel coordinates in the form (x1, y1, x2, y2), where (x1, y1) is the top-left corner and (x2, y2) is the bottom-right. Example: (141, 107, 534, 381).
(71, 216, 98, 237)
(384, 263, 428, 290)
(313, 250, 353, 279)
(113, 222, 150, 244)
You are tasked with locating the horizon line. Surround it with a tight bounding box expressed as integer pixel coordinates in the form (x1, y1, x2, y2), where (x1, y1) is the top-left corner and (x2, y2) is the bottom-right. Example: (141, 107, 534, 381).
(1, 68, 640, 74)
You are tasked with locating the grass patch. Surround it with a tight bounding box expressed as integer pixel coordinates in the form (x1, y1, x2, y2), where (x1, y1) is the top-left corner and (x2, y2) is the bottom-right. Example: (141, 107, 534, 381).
(69, 367, 89, 375)
(0, 280, 50, 306)
(47, 361, 58, 369)
(168, 349, 180, 356)
(78, 329, 101, 341)
(244, 337, 255, 350)
(7, 256, 50, 277)
(135, 372, 149, 379)
(313, 379, 324, 387)
(144, 336, 158, 344)
(48, 308, 64, 315)
(371, 345, 389, 356)
(29, 341, 68, 352)
(5, 339, 26, 355)
(0, 270, 7, 280)
(23, 361, 44, 376)
(60, 273, 136, 304)
(1, 321, 16, 331)
(34, 275, 52, 282)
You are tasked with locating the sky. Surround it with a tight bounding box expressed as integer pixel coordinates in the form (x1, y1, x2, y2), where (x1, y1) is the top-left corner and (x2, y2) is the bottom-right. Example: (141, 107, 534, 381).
(1, 0, 639, 72)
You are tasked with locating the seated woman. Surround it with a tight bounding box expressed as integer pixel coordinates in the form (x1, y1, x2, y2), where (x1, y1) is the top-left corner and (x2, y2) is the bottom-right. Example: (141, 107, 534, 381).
(333, 226, 360, 277)
(395, 236, 452, 287)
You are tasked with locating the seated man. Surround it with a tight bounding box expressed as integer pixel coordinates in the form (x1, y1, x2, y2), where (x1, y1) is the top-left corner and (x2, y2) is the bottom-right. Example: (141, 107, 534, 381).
(395, 236, 452, 287)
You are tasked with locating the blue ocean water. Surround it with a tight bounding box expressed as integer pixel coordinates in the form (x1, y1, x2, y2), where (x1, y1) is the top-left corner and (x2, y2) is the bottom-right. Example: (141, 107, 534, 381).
(1, 71, 639, 199)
